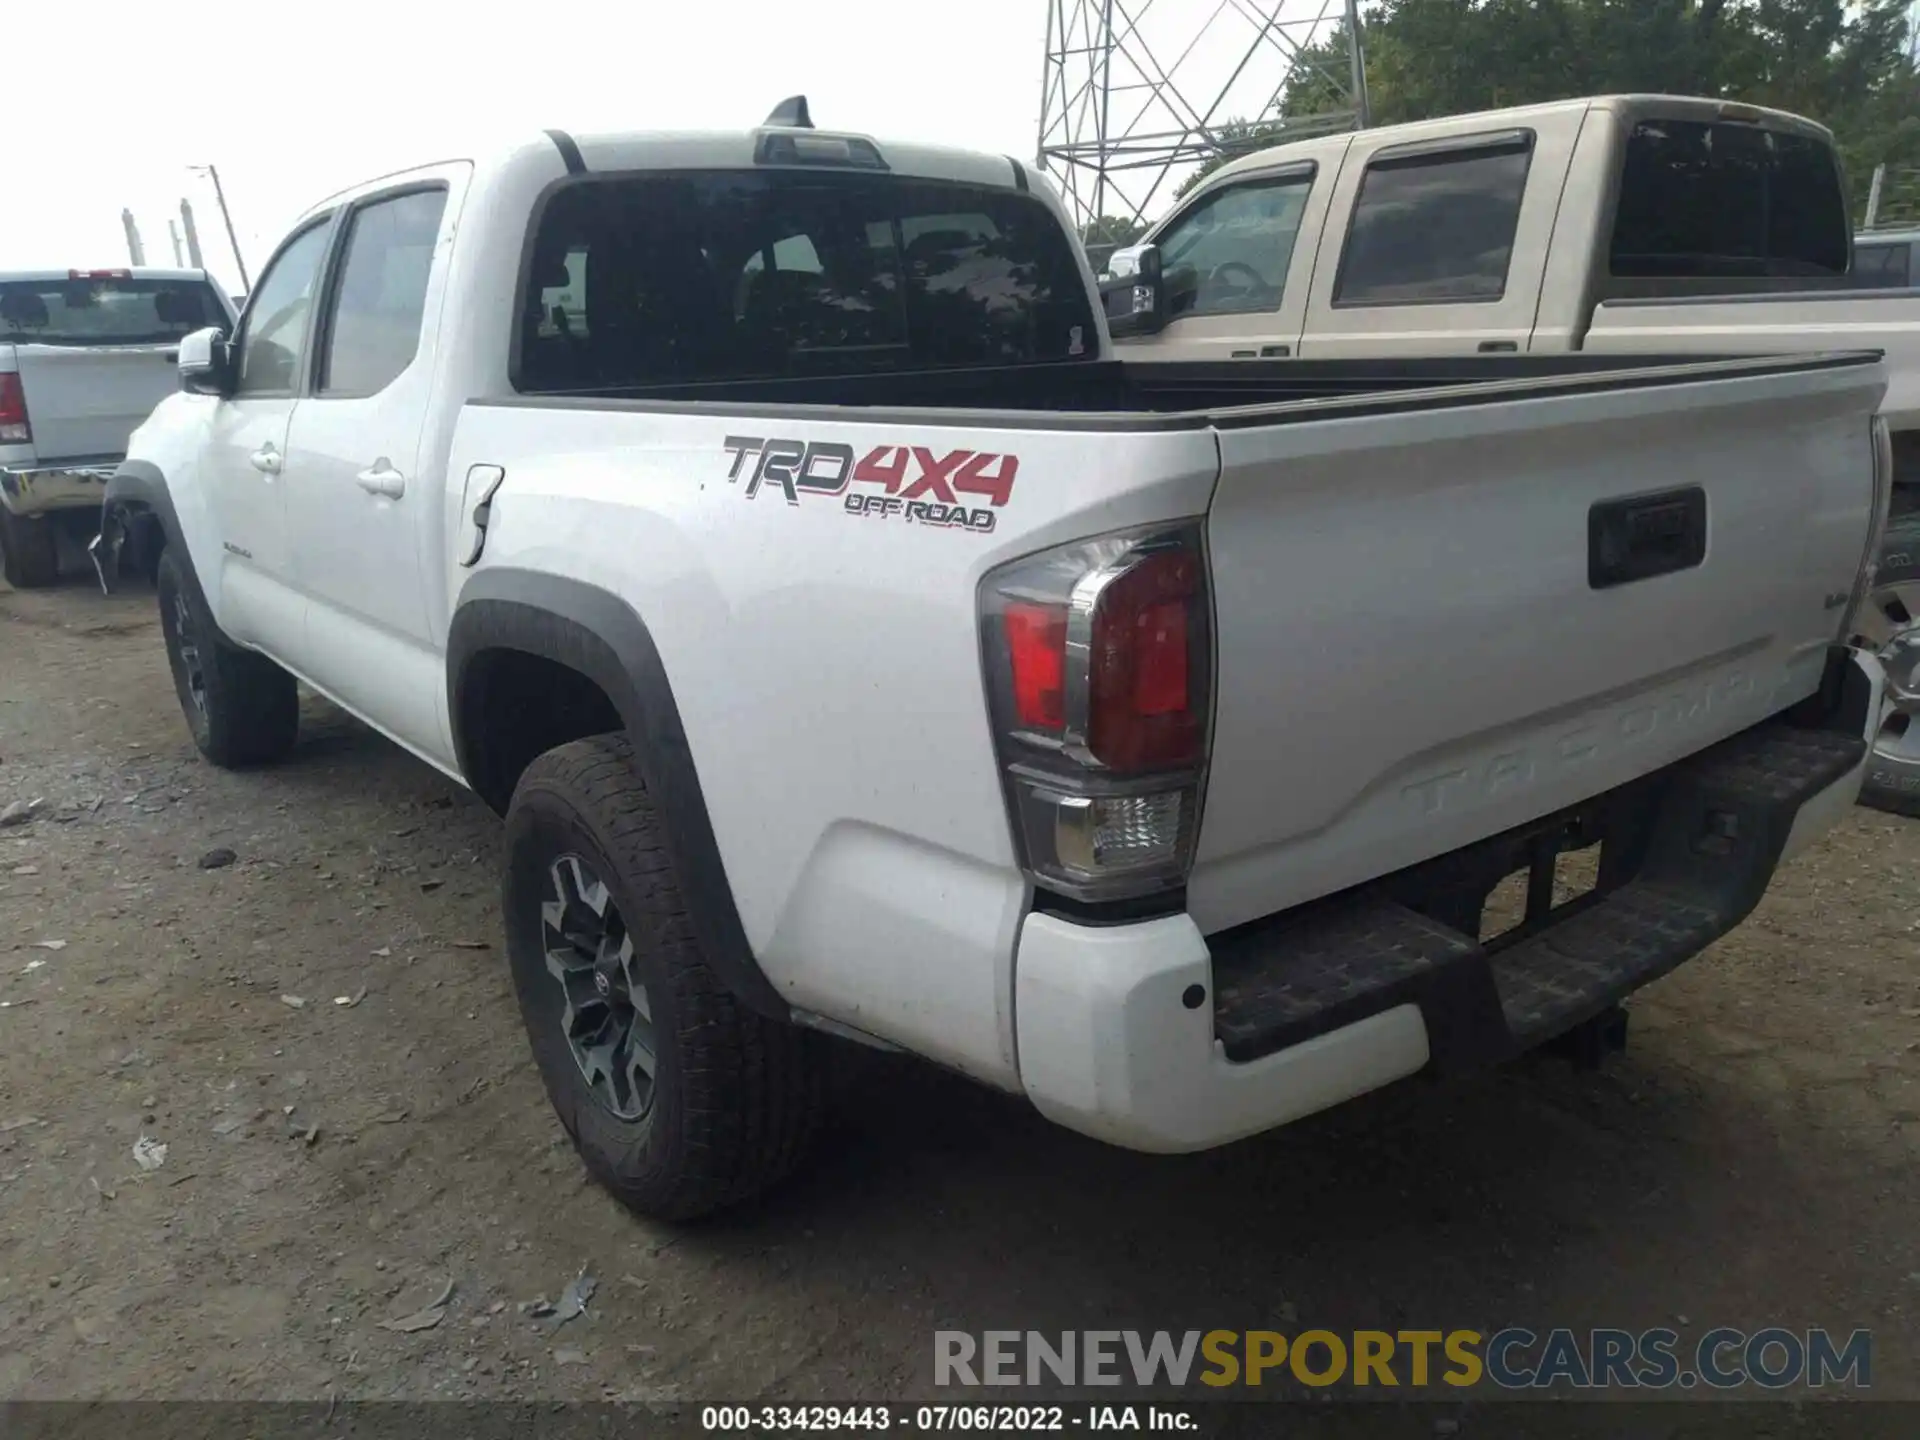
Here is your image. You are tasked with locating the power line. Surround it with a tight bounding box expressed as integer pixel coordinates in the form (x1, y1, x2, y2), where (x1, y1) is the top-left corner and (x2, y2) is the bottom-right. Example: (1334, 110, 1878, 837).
(1036, 0, 1368, 233)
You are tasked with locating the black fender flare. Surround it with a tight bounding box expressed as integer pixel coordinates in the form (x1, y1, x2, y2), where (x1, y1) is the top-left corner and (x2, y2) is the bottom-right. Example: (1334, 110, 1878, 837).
(100, 459, 188, 590)
(448, 568, 789, 1020)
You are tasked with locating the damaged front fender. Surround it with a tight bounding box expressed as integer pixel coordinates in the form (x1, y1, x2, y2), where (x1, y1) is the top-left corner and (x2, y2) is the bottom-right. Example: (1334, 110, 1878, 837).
(93, 460, 182, 594)
(88, 509, 127, 594)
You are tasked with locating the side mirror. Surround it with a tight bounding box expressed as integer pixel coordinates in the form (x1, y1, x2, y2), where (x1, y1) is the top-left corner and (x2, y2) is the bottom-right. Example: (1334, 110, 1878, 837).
(178, 326, 234, 397)
(1104, 244, 1148, 281)
(1101, 245, 1168, 339)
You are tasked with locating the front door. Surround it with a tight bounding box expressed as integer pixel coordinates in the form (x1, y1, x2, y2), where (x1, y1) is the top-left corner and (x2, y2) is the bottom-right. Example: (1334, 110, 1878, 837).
(201, 216, 335, 659)
(281, 172, 465, 765)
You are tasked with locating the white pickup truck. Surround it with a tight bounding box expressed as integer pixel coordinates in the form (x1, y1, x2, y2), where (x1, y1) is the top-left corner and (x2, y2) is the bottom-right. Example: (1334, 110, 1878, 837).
(1100, 95, 1920, 812)
(96, 101, 1891, 1219)
(1, 268, 236, 588)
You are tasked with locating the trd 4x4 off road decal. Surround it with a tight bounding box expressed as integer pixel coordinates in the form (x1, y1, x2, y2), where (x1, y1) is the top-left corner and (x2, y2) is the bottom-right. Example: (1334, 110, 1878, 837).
(722, 436, 1018, 535)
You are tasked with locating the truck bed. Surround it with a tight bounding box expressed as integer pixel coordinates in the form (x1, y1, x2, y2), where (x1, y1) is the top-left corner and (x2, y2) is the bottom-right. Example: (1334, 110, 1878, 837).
(457, 345, 1887, 963)
(1585, 289, 1920, 438)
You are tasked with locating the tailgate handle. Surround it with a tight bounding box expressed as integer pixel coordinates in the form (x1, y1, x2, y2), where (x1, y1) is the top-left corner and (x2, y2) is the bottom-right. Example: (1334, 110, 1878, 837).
(1589, 487, 1706, 589)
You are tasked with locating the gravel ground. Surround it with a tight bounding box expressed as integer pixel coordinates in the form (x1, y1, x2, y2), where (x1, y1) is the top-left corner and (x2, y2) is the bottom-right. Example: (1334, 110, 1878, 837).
(2, 569, 1918, 1411)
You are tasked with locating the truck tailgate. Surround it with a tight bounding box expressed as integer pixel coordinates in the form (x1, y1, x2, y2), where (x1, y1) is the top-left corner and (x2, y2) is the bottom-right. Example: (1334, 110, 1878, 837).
(1583, 293, 1920, 432)
(9, 342, 180, 460)
(1190, 354, 1885, 935)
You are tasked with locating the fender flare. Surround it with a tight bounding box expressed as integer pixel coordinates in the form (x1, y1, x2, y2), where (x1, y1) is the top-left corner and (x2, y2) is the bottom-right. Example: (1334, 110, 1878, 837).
(448, 568, 789, 1020)
(100, 459, 188, 591)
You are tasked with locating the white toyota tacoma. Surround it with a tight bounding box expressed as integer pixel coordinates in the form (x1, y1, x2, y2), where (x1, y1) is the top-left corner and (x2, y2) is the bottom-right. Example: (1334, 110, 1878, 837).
(97, 100, 1893, 1219)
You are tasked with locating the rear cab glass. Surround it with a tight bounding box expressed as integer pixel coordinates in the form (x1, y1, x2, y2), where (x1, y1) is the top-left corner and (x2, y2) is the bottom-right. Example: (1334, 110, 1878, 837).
(0, 275, 229, 347)
(1608, 119, 1850, 282)
(513, 171, 1099, 392)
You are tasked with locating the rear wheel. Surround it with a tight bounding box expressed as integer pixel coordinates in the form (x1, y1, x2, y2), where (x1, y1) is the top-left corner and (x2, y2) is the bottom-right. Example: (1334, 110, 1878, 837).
(156, 547, 300, 767)
(503, 734, 827, 1220)
(1856, 508, 1920, 817)
(0, 508, 59, 589)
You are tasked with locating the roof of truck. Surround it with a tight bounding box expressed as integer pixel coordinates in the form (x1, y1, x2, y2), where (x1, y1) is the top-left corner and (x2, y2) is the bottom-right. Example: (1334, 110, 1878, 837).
(1196, 92, 1834, 194)
(0, 267, 214, 283)
(298, 106, 1041, 226)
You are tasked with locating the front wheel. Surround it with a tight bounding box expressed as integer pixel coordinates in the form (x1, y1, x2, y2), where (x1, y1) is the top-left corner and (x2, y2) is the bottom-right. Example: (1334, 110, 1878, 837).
(156, 547, 300, 768)
(503, 734, 827, 1220)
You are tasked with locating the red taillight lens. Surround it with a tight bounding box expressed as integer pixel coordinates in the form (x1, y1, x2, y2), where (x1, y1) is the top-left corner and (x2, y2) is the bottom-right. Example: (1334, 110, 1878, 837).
(1089, 548, 1201, 769)
(0, 373, 29, 445)
(1005, 601, 1068, 731)
(980, 524, 1212, 904)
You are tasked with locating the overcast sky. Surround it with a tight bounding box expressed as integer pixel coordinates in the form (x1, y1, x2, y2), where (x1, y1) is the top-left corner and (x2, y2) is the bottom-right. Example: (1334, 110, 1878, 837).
(7, 0, 1061, 286)
(9, 0, 1346, 287)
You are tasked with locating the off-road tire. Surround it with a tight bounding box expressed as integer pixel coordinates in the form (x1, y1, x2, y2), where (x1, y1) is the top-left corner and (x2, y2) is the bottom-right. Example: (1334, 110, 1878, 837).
(0, 507, 59, 589)
(156, 547, 300, 768)
(1859, 507, 1920, 817)
(503, 734, 827, 1220)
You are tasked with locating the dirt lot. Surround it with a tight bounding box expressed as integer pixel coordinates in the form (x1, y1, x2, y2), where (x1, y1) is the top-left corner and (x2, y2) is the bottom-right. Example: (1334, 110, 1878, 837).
(2, 569, 1918, 1410)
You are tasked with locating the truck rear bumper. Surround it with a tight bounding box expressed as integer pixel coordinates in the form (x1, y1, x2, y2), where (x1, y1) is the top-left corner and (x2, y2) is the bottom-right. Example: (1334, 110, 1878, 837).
(0, 460, 120, 518)
(1013, 645, 1882, 1154)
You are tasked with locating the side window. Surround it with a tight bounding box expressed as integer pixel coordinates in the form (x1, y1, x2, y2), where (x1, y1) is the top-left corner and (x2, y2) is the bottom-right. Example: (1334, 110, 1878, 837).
(1154, 173, 1313, 319)
(318, 188, 449, 397)
(532, 248, 587, 339)
(234, 220, 333, 395)
(1334, 138, 1533, 306)
(735, 234, 827, 318)
(1854, 241, 1911, 289)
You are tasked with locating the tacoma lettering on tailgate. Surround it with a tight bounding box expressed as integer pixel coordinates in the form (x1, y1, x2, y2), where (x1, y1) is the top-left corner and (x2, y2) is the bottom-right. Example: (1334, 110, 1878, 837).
(1400, 668, 1764, 816)
(722, 436, 1018, 535)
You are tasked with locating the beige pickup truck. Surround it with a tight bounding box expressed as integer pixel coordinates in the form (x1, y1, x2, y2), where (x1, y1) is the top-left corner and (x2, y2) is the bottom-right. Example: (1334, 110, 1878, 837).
(1103, 94, 1920, 813)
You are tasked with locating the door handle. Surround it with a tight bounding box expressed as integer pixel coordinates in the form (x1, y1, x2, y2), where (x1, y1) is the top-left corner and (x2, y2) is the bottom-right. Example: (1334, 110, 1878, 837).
(249, 443, 282, 475)
(1477, 340, 1519, 353)
(355, 461, 406, 500)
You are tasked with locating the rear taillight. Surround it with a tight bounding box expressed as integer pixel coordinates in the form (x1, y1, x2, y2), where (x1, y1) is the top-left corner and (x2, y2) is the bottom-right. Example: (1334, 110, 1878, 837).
(0, 373, 29, 445)
(981, 523, 1212, 903)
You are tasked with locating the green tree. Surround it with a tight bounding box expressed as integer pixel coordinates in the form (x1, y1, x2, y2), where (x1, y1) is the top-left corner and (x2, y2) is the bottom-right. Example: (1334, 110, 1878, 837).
(1175, 0, 1918, 225)
(1174, 119, 1302, 199)
(1080, 215, 1146, 249)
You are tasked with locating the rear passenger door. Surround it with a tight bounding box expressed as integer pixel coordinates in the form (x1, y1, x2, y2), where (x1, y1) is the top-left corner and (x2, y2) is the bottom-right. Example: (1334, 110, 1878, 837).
(280, 165, 468, 765)
(1299, 116, 1580, 357)
(1124, 162, 1329, 361)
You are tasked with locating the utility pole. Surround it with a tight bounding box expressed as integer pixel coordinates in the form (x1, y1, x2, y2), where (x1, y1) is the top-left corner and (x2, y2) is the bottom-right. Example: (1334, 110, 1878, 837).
(179, 199, 206, 270)
(1345, 0, 1372, 129)
(193, 165, 251, 292)
(168, 219, 186, 268)
(1866, 164, 1886, 231)
(121, 209, 146, 266)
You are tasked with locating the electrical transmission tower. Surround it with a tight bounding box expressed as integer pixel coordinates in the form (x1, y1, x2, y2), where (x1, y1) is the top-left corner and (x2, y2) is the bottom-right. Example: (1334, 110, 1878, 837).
(1037, 0, 1369, 238)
